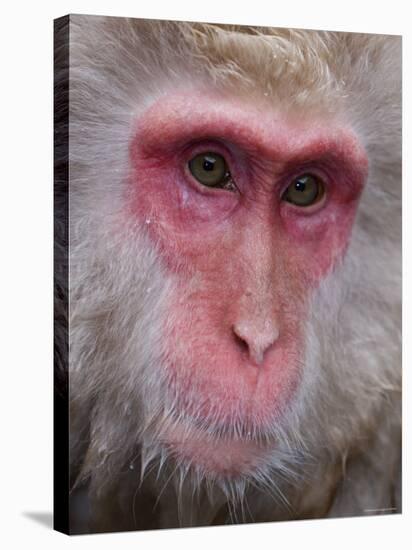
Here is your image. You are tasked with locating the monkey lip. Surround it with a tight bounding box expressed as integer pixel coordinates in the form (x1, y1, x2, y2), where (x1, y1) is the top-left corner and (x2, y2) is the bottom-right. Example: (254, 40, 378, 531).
(160, 417, 273, 477)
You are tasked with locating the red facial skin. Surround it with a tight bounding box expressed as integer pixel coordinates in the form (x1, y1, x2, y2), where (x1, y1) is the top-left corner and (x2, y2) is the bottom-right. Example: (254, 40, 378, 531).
(128, 92, 368, 475)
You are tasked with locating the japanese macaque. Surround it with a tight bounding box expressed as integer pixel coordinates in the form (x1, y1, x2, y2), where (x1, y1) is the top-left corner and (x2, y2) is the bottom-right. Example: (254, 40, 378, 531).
(54, 15, 402, 534)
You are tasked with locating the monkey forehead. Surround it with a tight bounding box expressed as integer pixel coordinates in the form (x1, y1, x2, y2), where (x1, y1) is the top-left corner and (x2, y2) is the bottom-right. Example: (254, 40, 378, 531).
(133, 91, 368, 172)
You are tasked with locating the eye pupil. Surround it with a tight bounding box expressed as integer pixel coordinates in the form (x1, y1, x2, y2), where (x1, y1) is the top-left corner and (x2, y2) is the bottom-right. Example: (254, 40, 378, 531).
(203, 158, 215, 171)
(294, 180, 306, 192)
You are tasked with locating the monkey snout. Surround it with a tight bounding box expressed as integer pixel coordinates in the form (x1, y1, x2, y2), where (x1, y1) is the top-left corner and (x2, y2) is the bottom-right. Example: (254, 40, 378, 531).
(232, 320, 280, 366)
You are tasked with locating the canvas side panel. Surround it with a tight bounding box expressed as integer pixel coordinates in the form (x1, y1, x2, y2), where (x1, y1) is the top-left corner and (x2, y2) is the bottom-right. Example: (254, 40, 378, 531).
(53, 14, 70, 536)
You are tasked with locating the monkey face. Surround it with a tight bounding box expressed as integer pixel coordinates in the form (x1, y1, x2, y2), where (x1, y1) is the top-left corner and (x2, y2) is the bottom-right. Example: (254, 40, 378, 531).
(125, 90, 368, 476)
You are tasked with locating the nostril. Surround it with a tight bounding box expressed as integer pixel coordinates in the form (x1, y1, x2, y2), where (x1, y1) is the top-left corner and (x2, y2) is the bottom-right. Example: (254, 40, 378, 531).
(232, 321, 279, 366)
(233, 330, 249, 355)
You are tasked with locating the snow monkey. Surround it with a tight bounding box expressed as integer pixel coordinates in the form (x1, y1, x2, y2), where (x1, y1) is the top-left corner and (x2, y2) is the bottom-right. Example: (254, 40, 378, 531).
(53, 15, 401, 534)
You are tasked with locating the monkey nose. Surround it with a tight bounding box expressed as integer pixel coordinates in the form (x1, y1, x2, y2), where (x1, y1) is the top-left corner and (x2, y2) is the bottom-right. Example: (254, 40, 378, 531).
(232, 320, 280, 366)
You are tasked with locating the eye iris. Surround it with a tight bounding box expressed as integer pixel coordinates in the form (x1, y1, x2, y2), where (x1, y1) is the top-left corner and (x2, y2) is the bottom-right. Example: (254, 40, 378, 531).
(283, 174, 324, 207)
(189, 152, 228, 187)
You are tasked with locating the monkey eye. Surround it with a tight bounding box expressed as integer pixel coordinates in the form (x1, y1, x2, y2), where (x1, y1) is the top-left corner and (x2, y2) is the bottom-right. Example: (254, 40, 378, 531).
(188, 152, 236, 190)
(281, 174, 325, 207)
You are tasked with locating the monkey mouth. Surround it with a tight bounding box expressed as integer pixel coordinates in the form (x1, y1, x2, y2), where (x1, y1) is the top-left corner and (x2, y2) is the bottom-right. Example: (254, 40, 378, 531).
(159, 414, 273, 478)
(178, 409, 276, 444)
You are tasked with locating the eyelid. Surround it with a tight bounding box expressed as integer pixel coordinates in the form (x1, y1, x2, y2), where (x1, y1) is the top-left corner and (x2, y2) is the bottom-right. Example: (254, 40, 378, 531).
(181, 140, 234, 167)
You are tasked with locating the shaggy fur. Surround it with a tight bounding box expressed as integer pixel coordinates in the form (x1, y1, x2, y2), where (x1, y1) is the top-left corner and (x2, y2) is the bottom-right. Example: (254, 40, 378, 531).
(56, 15, 401, 532)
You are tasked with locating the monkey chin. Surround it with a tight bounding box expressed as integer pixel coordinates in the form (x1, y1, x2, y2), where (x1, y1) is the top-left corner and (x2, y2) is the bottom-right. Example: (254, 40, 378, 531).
(160, 418, 273, 479)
